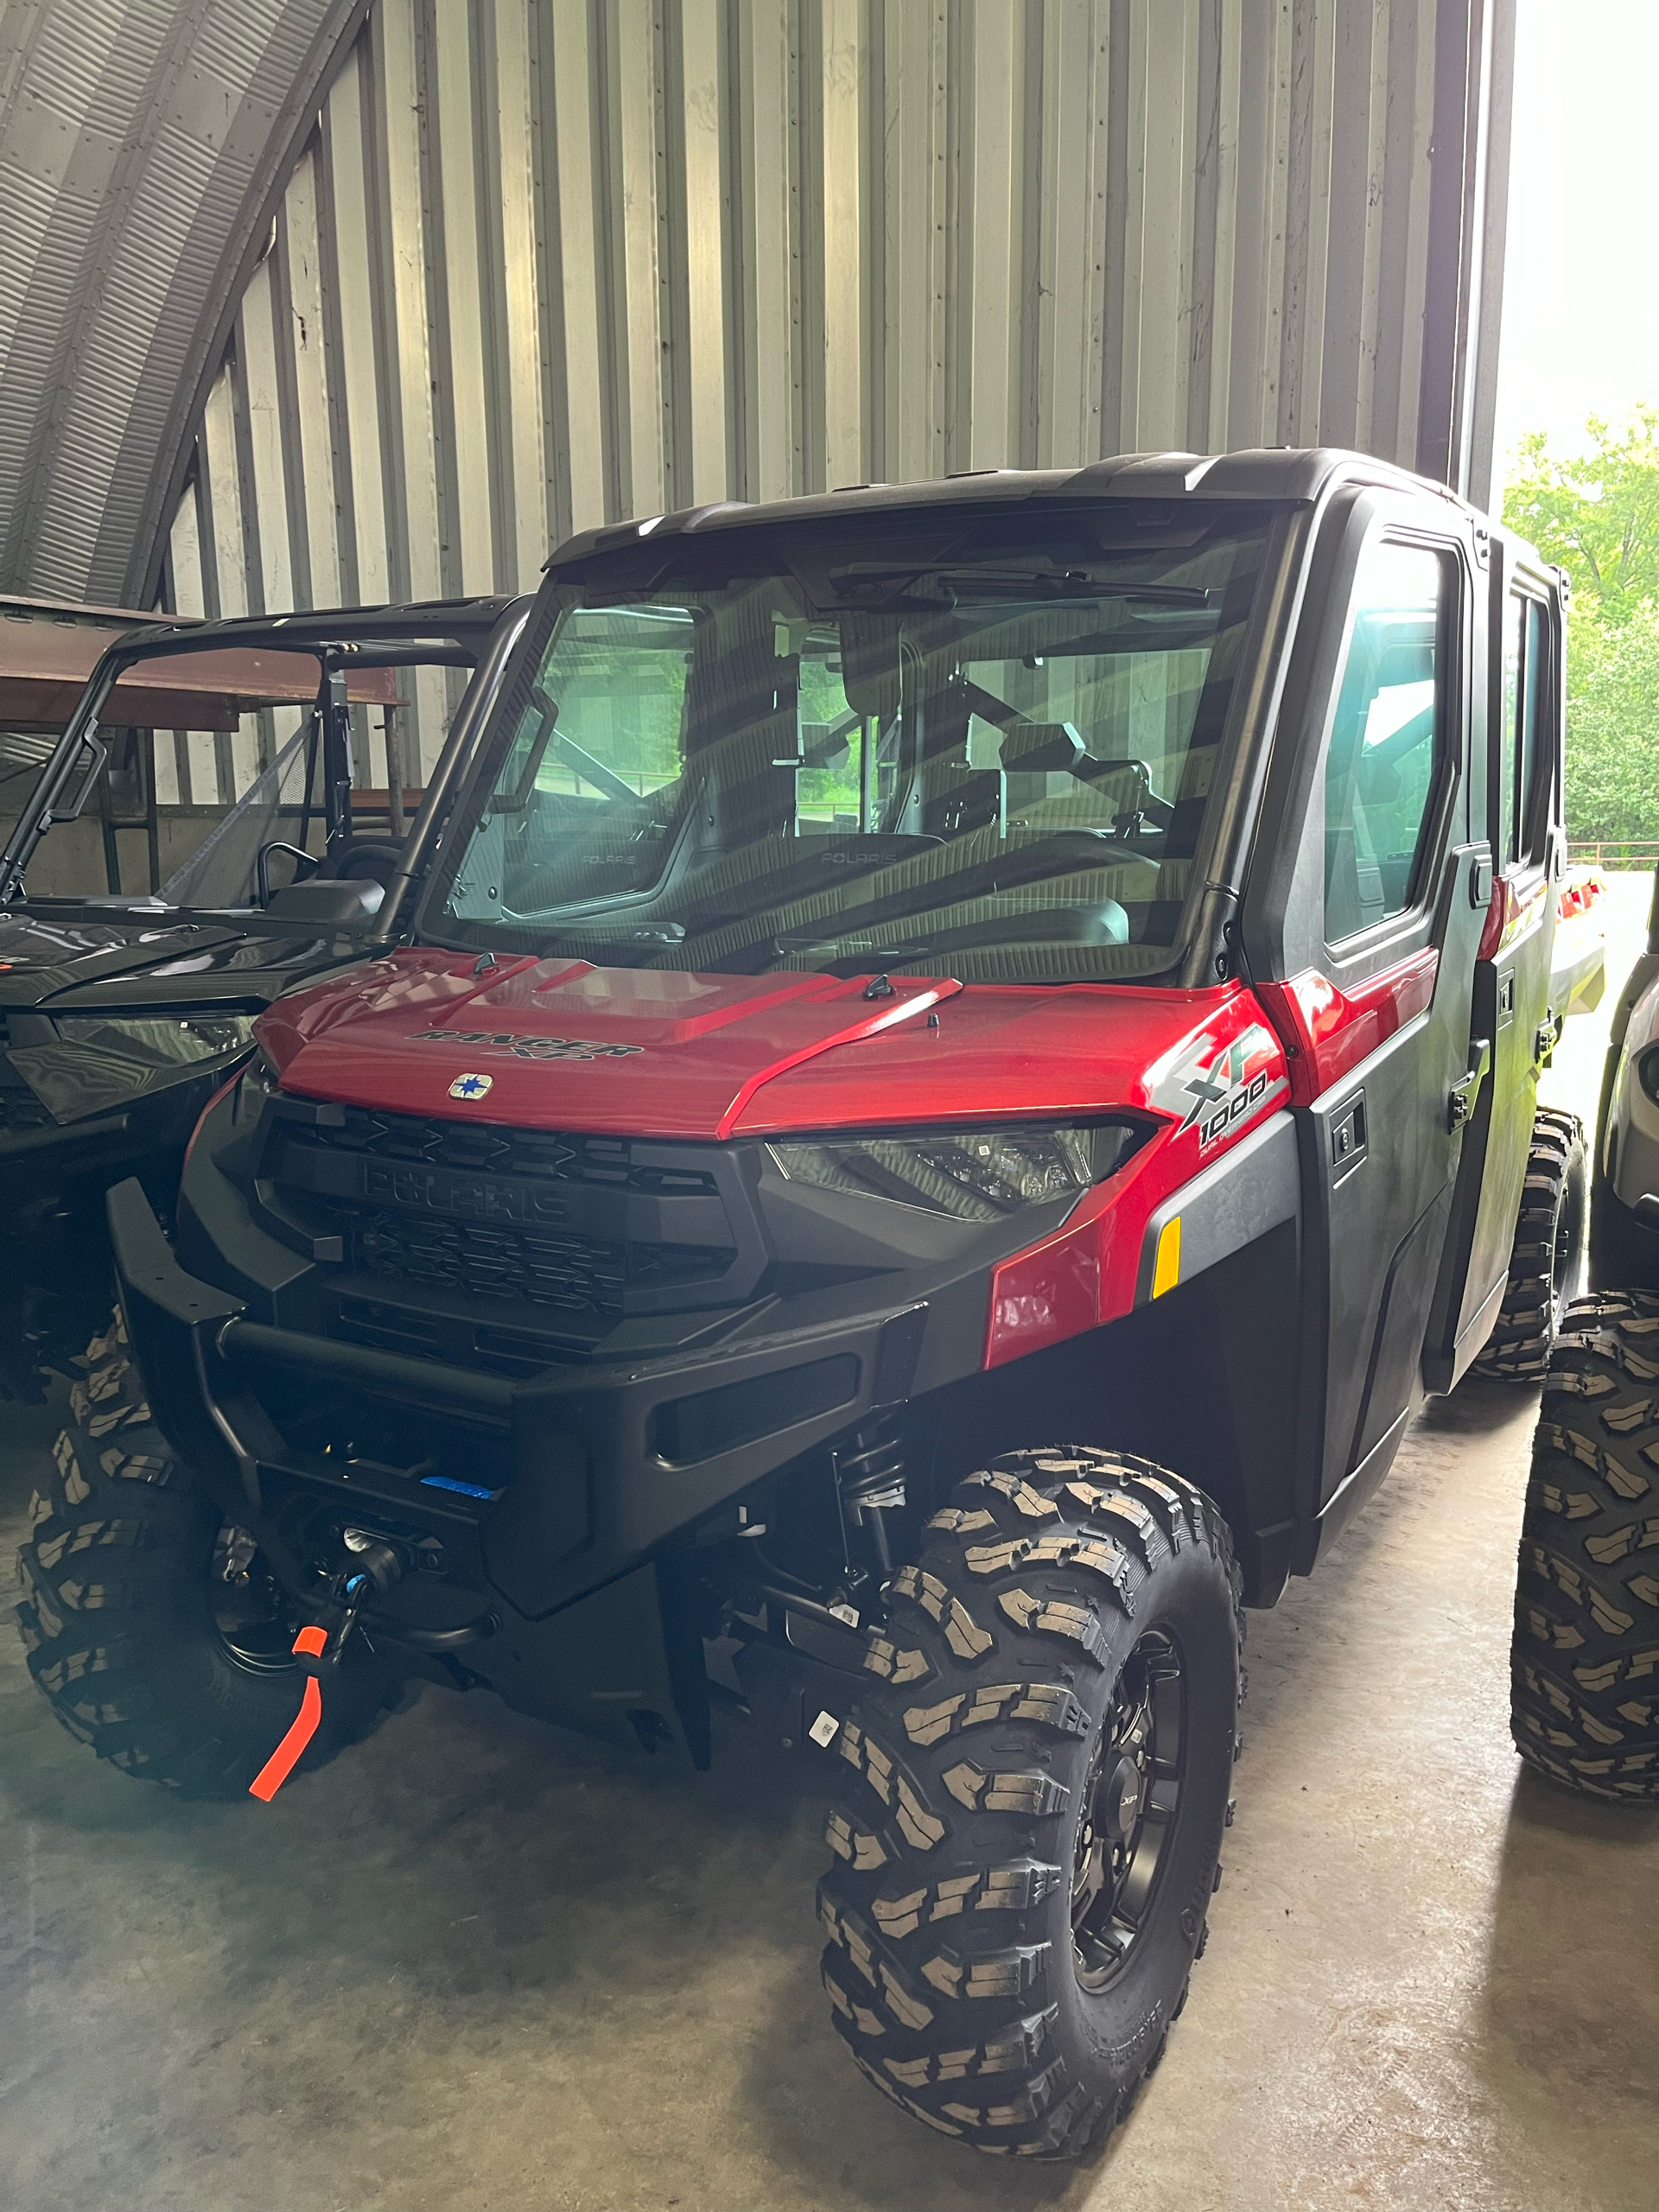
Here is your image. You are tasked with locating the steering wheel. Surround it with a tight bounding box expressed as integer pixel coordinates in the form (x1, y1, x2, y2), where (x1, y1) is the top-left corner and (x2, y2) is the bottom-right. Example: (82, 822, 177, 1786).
(318, 839, 403, 890)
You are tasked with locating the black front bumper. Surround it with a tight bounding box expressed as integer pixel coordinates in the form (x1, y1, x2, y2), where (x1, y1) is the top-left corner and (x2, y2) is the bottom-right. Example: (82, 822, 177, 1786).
(111, 1173, 949, 1762)
(110, 1173, 933, 1615)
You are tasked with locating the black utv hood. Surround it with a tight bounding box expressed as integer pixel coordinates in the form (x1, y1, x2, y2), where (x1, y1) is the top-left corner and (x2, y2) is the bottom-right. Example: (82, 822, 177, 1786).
(0, 906, 332, 1013)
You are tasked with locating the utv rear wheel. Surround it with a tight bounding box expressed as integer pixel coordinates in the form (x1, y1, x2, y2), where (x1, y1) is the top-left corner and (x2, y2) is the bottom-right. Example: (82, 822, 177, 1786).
(1472, 1108, 1588, 1381)
(818, 1446, 1243, 2158)
(1511, 1291, 1659, 1800)
(15, 1312, 394, 1796)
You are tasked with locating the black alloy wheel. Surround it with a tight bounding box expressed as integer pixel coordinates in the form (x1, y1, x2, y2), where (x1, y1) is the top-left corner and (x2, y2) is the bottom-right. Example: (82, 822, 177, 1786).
(1071, 1630, 1184, 1992)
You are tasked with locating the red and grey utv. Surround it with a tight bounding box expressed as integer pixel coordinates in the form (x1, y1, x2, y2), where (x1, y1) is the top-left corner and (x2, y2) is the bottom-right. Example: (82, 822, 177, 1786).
(19, 449, 1601, 2158)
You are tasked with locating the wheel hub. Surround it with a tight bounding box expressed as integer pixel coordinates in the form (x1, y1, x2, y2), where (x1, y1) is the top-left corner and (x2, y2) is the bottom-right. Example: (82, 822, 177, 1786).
(1102, 1751, 1145, 1840)
(1071, 1628, 1185, 1993)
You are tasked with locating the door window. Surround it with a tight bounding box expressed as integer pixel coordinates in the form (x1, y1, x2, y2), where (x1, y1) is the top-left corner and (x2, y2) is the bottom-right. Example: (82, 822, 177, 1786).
(1500, 591, 1549, 867)
(1324, 542, 1450, 944)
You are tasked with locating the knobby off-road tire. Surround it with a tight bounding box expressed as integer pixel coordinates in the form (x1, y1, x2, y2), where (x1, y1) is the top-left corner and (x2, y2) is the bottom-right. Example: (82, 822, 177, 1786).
(1512, 1290, 1659, 1800)
(1473, 1108, 1588, 1382)
(16, 1312, 393, 1796)
(818, 1447, 1243, 2159)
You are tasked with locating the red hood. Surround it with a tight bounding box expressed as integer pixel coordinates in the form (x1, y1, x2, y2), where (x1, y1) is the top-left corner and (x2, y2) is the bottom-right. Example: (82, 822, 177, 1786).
(257, 950, 1279, 1141)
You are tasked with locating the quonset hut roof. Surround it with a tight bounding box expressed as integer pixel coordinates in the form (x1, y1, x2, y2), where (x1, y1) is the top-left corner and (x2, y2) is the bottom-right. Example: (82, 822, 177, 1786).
(0, 0, 366, 607)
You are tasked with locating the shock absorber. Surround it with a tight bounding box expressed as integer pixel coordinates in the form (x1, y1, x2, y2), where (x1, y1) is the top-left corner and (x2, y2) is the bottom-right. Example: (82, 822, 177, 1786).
(834, 1421, 907, 1580)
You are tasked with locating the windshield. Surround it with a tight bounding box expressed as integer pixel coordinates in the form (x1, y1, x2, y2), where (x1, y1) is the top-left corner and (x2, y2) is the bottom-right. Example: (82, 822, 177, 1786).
(429, 505, 1277, 982)
(153, 715, 319, 908)
(2, 635, 472, 912)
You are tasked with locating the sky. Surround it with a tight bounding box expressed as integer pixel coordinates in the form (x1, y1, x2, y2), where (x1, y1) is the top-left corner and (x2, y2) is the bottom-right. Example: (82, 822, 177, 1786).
(1493, 0, 1659, 485)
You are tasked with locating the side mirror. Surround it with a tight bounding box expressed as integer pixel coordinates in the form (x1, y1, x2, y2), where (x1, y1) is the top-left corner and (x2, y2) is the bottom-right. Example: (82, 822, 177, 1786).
(264, 878, 384, 924)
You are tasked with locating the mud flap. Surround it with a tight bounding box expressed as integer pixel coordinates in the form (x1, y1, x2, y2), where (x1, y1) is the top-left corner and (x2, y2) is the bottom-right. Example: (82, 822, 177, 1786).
(733, 1604, 872, 1755)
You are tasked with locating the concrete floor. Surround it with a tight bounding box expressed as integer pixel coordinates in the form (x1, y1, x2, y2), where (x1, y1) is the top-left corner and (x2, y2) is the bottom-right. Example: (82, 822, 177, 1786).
(3, 887, 1656, 2212)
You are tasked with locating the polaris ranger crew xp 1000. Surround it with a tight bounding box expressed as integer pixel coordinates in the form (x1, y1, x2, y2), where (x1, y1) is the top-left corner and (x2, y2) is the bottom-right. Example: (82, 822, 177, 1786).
(0, 595, 528, 1389)
(22, 450, 1600, 2160)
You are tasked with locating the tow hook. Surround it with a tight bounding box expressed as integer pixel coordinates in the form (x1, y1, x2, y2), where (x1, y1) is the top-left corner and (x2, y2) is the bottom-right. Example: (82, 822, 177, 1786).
(248, 1534, 404, 1802)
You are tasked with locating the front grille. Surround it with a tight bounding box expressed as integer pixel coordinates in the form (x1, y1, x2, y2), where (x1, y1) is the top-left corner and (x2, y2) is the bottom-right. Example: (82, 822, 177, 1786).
(349, 1202, 628, 1313)
(264, 1102, 749, 1345)
(291, 1105, 720, 1196)
(336, 1201, 736, 1314)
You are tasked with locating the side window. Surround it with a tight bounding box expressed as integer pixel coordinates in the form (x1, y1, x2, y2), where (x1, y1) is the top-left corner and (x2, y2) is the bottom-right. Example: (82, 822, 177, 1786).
(1499, 588, 1552, 867)
(1324, 541, 1451, 944)
(1499, 594, 1522, 862)
(1516, 595, 1548, 864)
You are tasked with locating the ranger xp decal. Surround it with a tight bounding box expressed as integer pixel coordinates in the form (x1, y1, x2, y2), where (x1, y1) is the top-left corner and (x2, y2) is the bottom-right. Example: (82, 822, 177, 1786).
(1151, 1022, 1288, 1152)
(411, 1028, 644, 1062)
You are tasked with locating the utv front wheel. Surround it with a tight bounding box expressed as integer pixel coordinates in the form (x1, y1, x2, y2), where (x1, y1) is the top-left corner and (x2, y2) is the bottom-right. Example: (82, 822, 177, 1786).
(1472, 1107, 1588, 1381)
(1511, 1291, 1659, 1800)
(16, 1313, 394, 1796)
(818, 1447, 1243, 2158)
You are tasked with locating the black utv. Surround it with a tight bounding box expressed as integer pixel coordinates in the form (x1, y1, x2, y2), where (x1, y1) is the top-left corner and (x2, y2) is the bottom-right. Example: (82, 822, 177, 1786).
(0, 594, 526, 1389)
(19, 449, 1605, 2160)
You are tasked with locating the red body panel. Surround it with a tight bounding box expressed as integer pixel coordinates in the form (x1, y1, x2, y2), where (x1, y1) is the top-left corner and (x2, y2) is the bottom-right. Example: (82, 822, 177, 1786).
(256, 950, 1293, 1370)
(982, 1010, 1290, 1364)
(261, 951, 1282, 1144)
(1255, 948, 1440, 1109)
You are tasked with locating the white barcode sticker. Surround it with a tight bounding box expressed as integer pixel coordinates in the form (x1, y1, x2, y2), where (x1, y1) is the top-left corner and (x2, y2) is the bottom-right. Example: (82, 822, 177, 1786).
(828, 1602, 860, 1627)
(808, 1709, 841, 1748)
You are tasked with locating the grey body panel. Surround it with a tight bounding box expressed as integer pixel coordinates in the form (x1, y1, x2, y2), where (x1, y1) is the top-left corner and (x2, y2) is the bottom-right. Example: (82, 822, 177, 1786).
(1135, 1111, 1300, 1306)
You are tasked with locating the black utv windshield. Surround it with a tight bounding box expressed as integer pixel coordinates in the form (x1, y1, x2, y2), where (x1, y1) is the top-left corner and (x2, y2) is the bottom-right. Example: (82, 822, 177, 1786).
(428, 504, 1279, 982)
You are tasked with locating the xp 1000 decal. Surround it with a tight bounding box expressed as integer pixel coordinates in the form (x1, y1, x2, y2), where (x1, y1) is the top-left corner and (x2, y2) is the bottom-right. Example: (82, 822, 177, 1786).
(1151, 1021, 1288, 1152)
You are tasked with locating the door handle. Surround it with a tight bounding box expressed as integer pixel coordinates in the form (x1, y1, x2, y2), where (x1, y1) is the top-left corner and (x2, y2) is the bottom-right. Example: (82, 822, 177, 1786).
(1448, 1038, 1492, 1130)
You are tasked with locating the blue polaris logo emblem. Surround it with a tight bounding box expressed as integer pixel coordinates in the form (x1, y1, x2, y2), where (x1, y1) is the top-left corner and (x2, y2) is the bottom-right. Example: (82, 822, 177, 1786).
(448, 1071, 493, 1101)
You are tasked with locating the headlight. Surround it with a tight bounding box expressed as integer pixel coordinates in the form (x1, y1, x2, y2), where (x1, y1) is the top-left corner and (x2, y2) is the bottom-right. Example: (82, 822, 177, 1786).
(8, 1014, 256, 1123)
(1639, 1046, 1659, 1107)
(766, 1122, 1141, 1223)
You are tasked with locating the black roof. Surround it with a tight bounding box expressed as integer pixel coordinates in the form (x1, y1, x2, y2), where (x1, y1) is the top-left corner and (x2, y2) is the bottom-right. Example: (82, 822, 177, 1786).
(547, 447, 1478, 571)
(102, 593, 527, 664)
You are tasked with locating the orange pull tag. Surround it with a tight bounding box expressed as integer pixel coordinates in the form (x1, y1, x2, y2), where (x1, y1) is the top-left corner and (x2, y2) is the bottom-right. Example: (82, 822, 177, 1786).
(249, 1624, 330, 1802)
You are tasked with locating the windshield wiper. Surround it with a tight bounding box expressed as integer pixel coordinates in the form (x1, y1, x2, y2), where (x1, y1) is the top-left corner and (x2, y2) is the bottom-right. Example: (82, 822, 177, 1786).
(827, 565, 1218, 607)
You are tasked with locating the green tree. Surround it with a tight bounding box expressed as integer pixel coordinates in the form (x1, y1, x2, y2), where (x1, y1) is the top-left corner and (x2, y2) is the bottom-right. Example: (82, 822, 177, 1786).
(1505, 408, 1659, 620)
(1557, 601, 1659, 843)
(1503, 411, 1659, 845)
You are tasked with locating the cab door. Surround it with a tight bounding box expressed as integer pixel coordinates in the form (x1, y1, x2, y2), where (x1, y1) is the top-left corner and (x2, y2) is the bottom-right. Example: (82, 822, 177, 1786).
(1423, 550, 1564, 1387)
(1241, 489, 1491, 1549)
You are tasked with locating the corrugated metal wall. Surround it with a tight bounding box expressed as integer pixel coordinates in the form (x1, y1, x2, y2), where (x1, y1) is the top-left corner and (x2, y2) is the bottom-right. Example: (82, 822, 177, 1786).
(0, 0, 367, 605)
(152, 0, 1511, 785)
